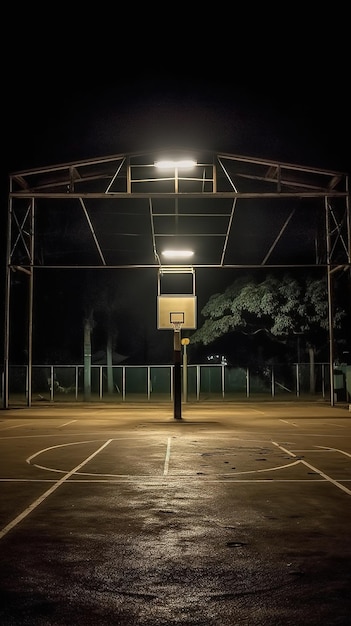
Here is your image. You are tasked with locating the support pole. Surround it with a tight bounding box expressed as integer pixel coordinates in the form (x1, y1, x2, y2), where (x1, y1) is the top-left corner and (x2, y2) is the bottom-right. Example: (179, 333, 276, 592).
(173, 328, 182, 420)
(325, 196, 335, 407)
(181, 338, 189, 403)
(27, 199, 35, 407)
(3, 196, 12, 409)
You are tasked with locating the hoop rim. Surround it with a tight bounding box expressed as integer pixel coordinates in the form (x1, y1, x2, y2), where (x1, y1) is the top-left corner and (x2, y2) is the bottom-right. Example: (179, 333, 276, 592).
(171, 322, 182, 331)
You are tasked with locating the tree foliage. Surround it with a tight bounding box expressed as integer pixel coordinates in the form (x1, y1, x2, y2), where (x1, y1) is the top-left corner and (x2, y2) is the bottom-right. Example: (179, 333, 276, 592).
(190, 273, 343, 352)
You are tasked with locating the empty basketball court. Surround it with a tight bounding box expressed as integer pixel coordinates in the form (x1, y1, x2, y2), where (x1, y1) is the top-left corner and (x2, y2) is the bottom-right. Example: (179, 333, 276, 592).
(0, 401, 350, 625)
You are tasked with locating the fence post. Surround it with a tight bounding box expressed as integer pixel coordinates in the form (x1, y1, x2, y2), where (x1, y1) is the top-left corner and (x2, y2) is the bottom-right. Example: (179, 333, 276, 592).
(122, 366, 126, 401)
(147, 366, 151, 400)
(271, 366, 275, 397)
(50, 366, 54, 402)
(296, 363, 300, 397)
(322, 363, 326, 398)
(99, 366, 103, 399)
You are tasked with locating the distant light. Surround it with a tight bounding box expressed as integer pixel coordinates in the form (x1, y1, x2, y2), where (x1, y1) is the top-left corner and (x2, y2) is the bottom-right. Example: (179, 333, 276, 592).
(154, 159, 197, 169)
(162, 250, 194, 259)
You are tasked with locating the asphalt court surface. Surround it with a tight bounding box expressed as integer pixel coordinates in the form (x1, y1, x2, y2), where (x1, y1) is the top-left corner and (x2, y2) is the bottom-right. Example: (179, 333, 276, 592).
(0, 401, 351, 625)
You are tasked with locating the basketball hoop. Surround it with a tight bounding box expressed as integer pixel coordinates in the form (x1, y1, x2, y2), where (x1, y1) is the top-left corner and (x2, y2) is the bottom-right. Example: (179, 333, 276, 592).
(169, 311, 184, 333)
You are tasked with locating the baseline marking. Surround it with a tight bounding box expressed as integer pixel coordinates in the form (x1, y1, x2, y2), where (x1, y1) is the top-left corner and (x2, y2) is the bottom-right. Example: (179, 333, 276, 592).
(0, 439, 112, 541)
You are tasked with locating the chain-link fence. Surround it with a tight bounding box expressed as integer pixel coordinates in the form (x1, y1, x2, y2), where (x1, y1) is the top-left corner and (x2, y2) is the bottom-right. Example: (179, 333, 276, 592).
(2, 362, 350, 406)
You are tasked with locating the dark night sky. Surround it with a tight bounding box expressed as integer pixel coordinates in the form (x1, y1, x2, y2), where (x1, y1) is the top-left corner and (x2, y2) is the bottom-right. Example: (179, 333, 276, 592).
(3, 7, 349, 176)
(2, 26, 350, 362)
(4, 77, 350, 175)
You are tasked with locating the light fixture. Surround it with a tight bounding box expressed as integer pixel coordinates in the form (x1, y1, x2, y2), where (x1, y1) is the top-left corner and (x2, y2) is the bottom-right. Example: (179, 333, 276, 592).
(154, 159, 197, 169)
(162, 250, 194, 259)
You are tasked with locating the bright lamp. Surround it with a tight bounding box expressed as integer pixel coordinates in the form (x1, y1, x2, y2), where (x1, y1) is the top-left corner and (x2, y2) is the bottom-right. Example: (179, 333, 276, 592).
(162, 250, 194, 259)
(154, 159, 197, 169)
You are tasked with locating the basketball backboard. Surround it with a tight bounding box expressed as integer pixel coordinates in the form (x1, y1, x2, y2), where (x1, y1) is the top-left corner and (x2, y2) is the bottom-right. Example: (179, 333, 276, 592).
(157, 295, 197, 330)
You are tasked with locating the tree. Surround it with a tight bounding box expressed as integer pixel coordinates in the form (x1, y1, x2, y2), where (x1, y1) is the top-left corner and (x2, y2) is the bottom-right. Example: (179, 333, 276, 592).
(83, 308, 95, 400)
(81, 272, 131, 399)
(190, 273, 345, 392)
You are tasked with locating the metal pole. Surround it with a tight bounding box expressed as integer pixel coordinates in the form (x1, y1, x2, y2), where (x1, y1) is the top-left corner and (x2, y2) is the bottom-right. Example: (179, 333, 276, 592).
(173, 328, 182, 419)
(147, 365, 151, 400)
(27, 199, 35, 407)
(50, 365, 54, 402)
(325, 197, 335, 406)
(181, 338, 189, 403)
(296, 363, 300, 398)
(271, 366, 275, 397)
(3, 179, 13, 408)
(327, 266, 335, 406)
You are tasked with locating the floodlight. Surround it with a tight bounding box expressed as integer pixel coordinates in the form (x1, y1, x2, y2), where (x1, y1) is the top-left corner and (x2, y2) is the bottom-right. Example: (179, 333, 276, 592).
(154, 159, 197, 169)
(162, 250, 194, 259)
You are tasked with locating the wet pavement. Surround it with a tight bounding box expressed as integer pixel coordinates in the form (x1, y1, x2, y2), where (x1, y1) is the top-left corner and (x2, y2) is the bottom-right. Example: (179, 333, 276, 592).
(0, 401, 350, 625)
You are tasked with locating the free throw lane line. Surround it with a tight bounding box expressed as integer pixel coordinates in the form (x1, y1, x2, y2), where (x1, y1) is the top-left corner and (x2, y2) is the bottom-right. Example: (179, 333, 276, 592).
(273, 441, 351, 496)
(163, 437, 172, 475)
(0, 439, 113, 541)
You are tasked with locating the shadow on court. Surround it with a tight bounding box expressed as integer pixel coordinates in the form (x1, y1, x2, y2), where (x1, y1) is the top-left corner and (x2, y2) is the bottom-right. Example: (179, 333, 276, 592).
(0, 401, 350, 625)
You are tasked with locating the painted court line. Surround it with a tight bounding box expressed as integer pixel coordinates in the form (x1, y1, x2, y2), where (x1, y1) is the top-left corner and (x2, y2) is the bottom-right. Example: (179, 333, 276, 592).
(0, 439, 112, 541)
(300, 459, 351, 496)
(163, 437, 172, 475)
(279, 419, 299, 427)
(26, 439, 100, 468)
(0, 423, 34, 431)
(316, 446, 351, 458)
(273, 441, 351, 496)
(272, 442, 297, 457)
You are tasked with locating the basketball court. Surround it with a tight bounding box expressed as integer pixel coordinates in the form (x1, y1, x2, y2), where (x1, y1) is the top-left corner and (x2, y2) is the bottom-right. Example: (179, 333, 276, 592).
(0, 401, 350, 624)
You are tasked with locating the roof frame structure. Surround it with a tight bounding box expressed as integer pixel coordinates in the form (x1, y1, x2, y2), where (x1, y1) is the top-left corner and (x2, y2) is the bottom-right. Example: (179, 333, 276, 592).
(8, 149, 350, 270)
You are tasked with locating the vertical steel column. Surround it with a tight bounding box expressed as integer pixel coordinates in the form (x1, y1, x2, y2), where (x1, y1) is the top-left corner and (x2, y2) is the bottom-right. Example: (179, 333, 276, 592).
(27, 198, 35, 407)
(346, 175, 350, 263)
(325, 196, 335, 406)
(3, 179, 12, 408)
